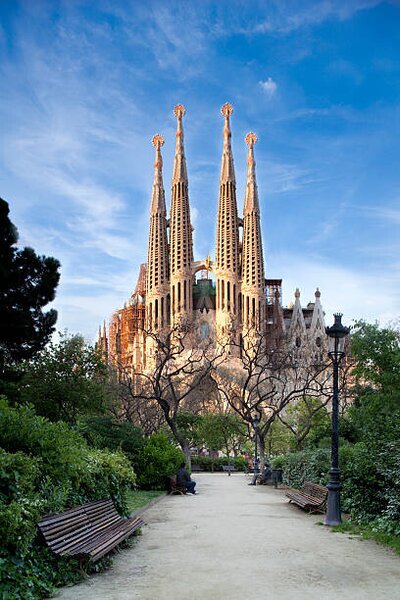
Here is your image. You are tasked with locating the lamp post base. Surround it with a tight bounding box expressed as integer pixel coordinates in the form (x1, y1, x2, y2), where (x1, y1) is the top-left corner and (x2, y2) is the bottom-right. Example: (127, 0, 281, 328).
(324, 467, 341, 526)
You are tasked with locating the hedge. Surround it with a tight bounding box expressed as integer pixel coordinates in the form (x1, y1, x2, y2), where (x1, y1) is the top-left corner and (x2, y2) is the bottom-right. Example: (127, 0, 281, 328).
(274, 442, 400, 536)
(191, 455, 247, 472)
(0, 398, 136, 598)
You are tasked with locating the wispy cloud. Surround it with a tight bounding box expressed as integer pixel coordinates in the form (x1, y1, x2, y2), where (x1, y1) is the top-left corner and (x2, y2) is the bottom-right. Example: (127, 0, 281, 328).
(217, 0, 382, 36)
(272, 252, 399, 326)
(259, 77, 278, 97)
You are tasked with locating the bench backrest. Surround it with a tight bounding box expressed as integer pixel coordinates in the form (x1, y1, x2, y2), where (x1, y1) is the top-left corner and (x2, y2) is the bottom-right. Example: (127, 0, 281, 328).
(38, 499, 120, 554)
(303, 481, 327, 500)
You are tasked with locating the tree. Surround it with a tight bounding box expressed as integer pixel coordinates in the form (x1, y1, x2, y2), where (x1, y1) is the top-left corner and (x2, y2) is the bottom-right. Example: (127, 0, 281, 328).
(211, 333, 332, 471)
(196, 412, 248, 457)
(19, 333, 110, 423)
(348, 320, 400, 445)
(277, 396, 331, 451)
(114, 322, 224, 467)
(0, 199, 60, 387)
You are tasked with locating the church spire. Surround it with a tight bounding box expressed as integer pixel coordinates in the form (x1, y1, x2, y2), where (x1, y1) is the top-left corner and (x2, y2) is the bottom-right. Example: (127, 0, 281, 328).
(146, 134, 170, 330)
(220, 102, 236, 183)
(170, 104, 193, 324)
(241, 132, 265, 336)
(215, 103, 241, 350)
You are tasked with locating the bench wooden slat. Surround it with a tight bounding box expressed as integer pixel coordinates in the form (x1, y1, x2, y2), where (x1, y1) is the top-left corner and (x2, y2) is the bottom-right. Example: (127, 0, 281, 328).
(39, 499, 107, 525)
(286, 481, 328, 513)
(88, 518, 143, 561)
(39, 513, 89, 535)
(51, 515, 122, 555)
(38, 499, 145, 562)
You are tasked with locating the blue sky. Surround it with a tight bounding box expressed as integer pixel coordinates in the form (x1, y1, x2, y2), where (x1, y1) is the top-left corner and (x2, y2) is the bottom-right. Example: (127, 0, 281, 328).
(1, 0, 399, 340)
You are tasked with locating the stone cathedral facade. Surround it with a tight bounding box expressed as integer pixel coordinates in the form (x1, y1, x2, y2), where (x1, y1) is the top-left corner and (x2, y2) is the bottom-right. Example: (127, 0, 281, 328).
(98, 104, 327, 373)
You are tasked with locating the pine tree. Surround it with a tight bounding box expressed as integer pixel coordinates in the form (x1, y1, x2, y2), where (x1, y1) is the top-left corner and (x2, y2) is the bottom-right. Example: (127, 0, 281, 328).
(0, 198, 60, 382)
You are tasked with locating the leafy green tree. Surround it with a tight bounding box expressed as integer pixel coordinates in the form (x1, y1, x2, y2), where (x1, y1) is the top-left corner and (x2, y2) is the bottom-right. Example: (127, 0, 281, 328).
(175, 412, 203, 449)
(19, 333, 110, 423)
(278, 396, 331, 451)
(349, 321, 400, 445)
(351, 320, 400, 393)
(0, 199, 60, 390)
(197, 412, 248, 456)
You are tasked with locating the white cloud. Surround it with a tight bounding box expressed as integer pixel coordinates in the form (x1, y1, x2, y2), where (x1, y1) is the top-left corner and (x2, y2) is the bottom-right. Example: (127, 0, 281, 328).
(269, 252, 399, 326)
(259, 77, 278, 97)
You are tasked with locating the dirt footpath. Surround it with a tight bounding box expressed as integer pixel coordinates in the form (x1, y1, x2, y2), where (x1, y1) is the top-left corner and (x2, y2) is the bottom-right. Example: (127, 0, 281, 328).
(56, 473, 400, 600)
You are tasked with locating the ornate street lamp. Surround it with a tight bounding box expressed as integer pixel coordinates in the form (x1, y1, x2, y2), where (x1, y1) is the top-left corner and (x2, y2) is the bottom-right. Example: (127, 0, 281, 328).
(249, 415, 260, 485)
(325, 313, 350, 526)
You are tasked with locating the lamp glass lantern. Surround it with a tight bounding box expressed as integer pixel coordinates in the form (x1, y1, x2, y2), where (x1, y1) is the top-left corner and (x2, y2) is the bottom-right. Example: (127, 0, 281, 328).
(326, 313, 349, 361)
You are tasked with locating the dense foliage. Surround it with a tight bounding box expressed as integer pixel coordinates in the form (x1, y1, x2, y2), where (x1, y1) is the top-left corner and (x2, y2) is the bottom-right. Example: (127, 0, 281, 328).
(82, 415, 145, 469)
(18, 334, 111, 424)
(0, 398, 136, 598)
(0, 199, 60, 395)
(190, 455, 247, 472)
(136, 432, 184, 490)
(275, 321, 400, 539)
(175, 411, 248, 456)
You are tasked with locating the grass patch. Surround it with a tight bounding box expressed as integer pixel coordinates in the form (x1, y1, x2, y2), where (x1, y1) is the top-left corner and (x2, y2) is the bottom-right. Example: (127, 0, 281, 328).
(126, 489, 165, 514)
(332, 519, 400, 556)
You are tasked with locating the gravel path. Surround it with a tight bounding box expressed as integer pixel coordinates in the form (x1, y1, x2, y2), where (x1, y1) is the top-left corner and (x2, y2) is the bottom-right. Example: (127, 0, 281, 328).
(56, 473, 400, 600)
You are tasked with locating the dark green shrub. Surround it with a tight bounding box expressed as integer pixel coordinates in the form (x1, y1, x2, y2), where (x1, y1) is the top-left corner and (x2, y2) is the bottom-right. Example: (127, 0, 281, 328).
(271, 455, 285, 470)
(0, 399, 137, 597)
(340, 441, 400, 532)
(191, 455, 247, 472)
(278, 448, 330, 488)
(136, 432, 183, 490)
(0, 397, 86, 485)
(82, 416, 145, 471)
(76, 449, 136, 515)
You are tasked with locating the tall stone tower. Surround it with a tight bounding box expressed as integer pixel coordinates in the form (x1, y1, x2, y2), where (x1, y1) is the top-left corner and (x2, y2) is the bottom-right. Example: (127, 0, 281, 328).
(146, 134, 170, 331)
(215, 103, 241, 349)
(241, 132, 265, 339)
(169, 104, 194, 326)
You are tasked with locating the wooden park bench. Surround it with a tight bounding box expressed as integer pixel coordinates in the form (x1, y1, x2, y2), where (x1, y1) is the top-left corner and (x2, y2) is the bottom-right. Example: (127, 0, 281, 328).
(285, 481, 328, 514)
(222, 465, 235, 475)
(38, 498, 144, 562)
(168, 476, 187, 495)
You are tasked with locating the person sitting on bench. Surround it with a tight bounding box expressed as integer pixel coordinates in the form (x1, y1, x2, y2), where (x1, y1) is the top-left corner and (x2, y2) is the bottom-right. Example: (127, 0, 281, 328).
(176, 462, 197, 494)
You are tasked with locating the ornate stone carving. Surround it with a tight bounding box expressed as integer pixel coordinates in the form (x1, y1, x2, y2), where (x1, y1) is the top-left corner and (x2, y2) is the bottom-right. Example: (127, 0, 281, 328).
(174, 104, 186, 118)
(152, 134, 164, 149)
(245, 132, 257, 147)
(221, 102, 233, 117)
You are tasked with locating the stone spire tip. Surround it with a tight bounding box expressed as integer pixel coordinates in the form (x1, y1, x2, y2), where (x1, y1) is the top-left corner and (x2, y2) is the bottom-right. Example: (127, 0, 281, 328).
(245, 132, 257, 147)
(174, 104, 186, 118)
(152, 134, 164, 149)
(221, 102, 233, 118)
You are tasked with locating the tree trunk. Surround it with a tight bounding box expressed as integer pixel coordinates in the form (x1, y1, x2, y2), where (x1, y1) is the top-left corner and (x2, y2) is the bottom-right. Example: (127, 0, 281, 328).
(258, 435, 266, 472)
(182, 442, 192, 471)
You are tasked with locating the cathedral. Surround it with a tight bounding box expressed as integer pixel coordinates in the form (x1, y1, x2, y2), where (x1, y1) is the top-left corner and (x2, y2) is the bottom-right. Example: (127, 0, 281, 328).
(98, 103, 327, 373)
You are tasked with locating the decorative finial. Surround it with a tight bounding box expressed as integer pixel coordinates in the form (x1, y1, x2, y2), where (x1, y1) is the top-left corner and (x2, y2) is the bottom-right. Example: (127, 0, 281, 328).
(315, 287, 321, 298)
(245, 132, 257, 147)
(295, 288, 300, 298)
(174, 104, 186, 118)
(152, 134, 164, 149)
(221, 102, 233, 117)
